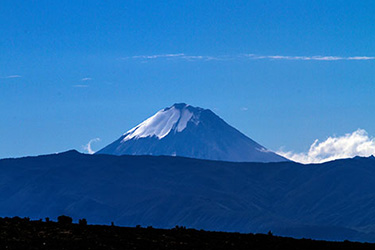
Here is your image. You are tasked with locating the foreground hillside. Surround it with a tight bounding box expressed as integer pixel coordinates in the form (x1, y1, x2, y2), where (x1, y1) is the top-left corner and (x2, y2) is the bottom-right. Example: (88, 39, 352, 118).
(1, 151, 375, 242)
(0, 217, 373, 250)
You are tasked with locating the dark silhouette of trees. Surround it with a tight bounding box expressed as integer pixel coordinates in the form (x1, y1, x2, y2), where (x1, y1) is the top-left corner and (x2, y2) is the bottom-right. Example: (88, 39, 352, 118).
(79, 218, 87, 226)
(57, 215, 72, 225)
(0, 216, 372, 250)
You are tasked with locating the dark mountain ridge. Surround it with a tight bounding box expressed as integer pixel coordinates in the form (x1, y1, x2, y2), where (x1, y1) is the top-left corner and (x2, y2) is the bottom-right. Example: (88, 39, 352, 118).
(0, 151, 375, 242)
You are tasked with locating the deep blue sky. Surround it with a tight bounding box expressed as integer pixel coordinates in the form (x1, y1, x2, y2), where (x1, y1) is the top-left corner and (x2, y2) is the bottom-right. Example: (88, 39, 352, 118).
(1, 0, 375, 158)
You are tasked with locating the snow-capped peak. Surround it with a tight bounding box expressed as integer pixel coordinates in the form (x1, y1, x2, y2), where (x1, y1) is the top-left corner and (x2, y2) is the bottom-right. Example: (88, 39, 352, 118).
(97, 103, 289, 163)
(123, 103, 195, 142)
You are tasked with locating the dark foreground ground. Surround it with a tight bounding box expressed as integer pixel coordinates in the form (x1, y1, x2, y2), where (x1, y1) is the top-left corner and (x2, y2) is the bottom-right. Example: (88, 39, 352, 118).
(0, 217, 374, 250)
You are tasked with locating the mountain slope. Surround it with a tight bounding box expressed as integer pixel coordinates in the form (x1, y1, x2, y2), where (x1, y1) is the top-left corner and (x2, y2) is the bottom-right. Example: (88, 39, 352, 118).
(97, 103, 287, 163)
(1, 151, 375, 242)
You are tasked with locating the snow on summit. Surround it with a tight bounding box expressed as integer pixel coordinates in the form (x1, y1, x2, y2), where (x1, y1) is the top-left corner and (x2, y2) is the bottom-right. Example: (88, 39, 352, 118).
(123, 103, 194, 141)
(97, 103, 289, 163)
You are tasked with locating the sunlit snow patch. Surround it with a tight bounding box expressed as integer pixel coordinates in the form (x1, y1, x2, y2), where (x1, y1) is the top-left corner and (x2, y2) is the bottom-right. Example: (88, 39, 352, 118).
(123, 105, 193, 141)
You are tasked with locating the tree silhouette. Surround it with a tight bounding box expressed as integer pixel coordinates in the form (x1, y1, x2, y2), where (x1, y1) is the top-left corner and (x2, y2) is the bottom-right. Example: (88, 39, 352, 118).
(57, 215, 72, 225)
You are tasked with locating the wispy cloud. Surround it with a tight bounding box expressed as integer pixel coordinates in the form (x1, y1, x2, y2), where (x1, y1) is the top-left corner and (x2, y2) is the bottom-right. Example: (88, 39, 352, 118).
(130, 53, 185, 59)
(245, 54, 375, 61)
(180, 55, 222, 61)
(73, 78, 92, 88)
(241, 107, 248, 111)
(83, 138, 101, 154)
(2, 75, 22, 79)
(123, 53, 222, 61)
(123, 53, 375, 62)
(73, 84, 89, 88)
(278, 129, 375, 164)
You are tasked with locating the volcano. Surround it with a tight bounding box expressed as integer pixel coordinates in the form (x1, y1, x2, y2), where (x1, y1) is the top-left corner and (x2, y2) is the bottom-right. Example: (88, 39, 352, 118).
(96, 103, 288, 163)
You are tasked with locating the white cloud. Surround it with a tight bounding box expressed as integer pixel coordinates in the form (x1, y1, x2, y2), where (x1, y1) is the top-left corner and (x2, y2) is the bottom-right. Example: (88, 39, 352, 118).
(129, 53, 185, 59)
(278, 129, 375, 164)
(124, 53, 222, 61)
(241, 107, 248, 111)
(83, 138, 101, 154)
(2, 75, 22, 79)
(81, 77, 92, 81)
(347, 56, 375, 60)
(123, 53, 375, 62)
(73, 84, 89, 88)
(180, 55, 221, 61)
(245, 54, 375, 61)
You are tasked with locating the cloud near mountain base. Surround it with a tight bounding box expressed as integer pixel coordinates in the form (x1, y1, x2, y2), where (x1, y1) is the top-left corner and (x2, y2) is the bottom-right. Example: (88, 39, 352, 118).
(83, 138, 101, 154)
(278, 129, 375, 164)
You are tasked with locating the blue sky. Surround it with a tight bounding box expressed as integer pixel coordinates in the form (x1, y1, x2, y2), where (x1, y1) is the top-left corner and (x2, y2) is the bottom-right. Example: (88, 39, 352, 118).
(1, 0, 375, 159)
